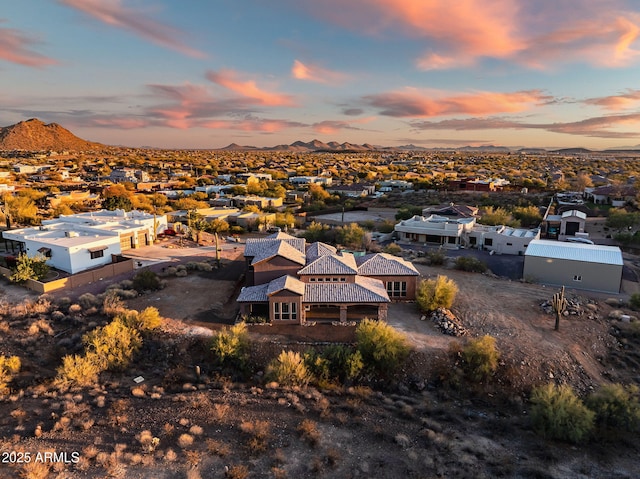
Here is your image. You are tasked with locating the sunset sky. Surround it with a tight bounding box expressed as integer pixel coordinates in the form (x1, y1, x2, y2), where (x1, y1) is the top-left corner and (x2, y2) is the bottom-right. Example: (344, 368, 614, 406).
(2, 0, 640, 149)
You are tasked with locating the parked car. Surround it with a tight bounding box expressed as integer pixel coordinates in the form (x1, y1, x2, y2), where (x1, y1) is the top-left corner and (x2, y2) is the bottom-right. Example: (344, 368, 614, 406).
(163, 228, 177, 236)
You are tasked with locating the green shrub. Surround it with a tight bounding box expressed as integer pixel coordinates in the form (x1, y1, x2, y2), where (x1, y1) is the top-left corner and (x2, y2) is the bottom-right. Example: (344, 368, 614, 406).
(586, 383, 640, 431)
(55, 354, 101, 388)
(427, 248, 446, 266)
(355, 318, 409, 377)
(454, 256, 487, 273)
(83, 320, 142, 371)
(383, 243, 403, 256)
(530, 383, 595, 443)
(9, 253, 49, 283)
(416, 275, 458, 311)
(211, 322, 250, 370)
(461, 335, 500, 382)
(321, 345, 363, 383)
(0, 355, 21, 395)
(629, 293, 640, 311)
(132, 269, 161, 292)
(117, 307, 162, 331)
(78, 293, 100, 310)
(267, 350, 311, 387)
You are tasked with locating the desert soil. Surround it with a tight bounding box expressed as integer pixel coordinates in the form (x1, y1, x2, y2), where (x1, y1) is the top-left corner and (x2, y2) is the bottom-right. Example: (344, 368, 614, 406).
(0, 245, 639, 478)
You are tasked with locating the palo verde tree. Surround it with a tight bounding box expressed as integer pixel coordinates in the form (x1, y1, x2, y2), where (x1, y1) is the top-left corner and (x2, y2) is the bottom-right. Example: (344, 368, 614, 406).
(9, 253, 49, 283)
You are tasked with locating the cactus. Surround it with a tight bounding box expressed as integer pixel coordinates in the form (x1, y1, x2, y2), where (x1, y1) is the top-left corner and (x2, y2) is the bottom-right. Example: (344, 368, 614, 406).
(552, 286, 567, 331)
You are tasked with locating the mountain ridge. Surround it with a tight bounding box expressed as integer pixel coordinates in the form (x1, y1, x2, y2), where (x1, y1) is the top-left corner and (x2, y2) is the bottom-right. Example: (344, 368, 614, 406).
(0, 118, 103, 151)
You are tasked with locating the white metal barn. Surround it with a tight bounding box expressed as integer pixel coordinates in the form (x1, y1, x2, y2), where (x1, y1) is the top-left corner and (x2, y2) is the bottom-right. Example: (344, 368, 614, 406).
(523, 239, 623, 294)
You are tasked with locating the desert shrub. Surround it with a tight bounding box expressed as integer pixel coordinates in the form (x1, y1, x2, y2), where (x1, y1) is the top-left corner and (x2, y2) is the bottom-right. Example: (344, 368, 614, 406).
(586, 383, 640, 432)
(55, 354, 101, 388)
(297, 419, 321, 447)
(416, 275, 458, 311)
(9, 253, 49, 283)
(102, 290, 126, 316)
(427, 248, 447, 266)
(185, 261, 213, 272)
(132, 269, 162, 292)
(530, 383, 595, 443)
(0, 355, 21, 395)
(454, 256, 487, 273)
(355, 318, 409, 377)
(83, 320, 142, 371)
(267, 350, 311, 387)
(383, 243, 402, 256)
(225, 464, 249, 479)
(320, 345, 363, 383)
(240, 420, 271, 453)
(629, 293, 640, 311)
(461, 335, 500, 382)
(78, 293, 100, 310)
(117, 307, 162, 331)
(211, 322, 250, 371)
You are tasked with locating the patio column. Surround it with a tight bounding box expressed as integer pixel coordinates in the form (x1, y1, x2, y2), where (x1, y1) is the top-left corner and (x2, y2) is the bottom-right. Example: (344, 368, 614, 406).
(339, 305, 348, 323)
(378, 303, 388, 322)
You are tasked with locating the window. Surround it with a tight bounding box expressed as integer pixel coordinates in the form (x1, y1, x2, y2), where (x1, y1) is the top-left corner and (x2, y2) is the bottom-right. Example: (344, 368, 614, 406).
(386, 281, 407, 297)
(506, 242, 513, 246)
(484, 238, 493, 246)
(90, 249, 104, 259)
(273, 302, 297, 321)
(573, 275, 582, 282)
(340, 277, 346, 282)
(469, 237, 477, 245)
(310, 278, 316, 282)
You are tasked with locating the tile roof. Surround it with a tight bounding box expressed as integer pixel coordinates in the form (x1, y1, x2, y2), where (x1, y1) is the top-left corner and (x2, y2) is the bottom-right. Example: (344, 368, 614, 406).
(245, 238, 306, 266)
(244, 236, 306, 257)
(356, 253, 420, 276)
(267, 275, 305, 296)
(305, 242, 337, 262)
(298, 253, 358, 275)
(237, 283, 269, 302)
(304, 276, 390, 303)
(525, 239, 623, 266)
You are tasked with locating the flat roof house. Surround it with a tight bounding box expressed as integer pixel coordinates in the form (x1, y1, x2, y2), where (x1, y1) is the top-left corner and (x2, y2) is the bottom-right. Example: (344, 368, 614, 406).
(394, 215, 476, 248)
(523, 239, 623, 294)
(2, 210, 167, 274)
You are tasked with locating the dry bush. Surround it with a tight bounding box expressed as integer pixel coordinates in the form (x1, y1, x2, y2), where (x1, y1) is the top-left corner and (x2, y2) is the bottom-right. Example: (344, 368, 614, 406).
(0, 355, 21, 395)
(297, 419, 321, 447)
(117, 307, 162, 331)
(28, 319, 54, 336)
(189, 425, 203, 436)
(225, 465, 249, 479)
(325, 448, 341, 468)
(78, 293, 100, 310)
(68, 304, 83, 316)
(206, 438, 231, 457)
(177, 433, 194, 449)
(271, 467, 287, 479)
(102, 290, 126, 316)
(214, 403, 230, 421)
(138, 430, 160, 453)
(266, 350, 311, 387)
(55, 354, 101, 389)
(164, 448, 178, 462)
(83, 319, 142, 371)
(19, 460, 50, 479)
(240, 420, 271, 453)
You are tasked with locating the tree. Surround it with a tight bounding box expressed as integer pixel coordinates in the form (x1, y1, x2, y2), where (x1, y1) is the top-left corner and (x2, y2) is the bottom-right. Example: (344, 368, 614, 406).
(336, 223, 367, 250)
(206, 218, 230, 234)
(606, 209, 640, 233)
(308, 183, 330, 202)
(9, 253, 49, 283)
(83, 319, 142, 371)
(513, 206, 542, 227)
(355, 319, 409, 377)
(417, 275, 458, 311)
(102, 184, 134, 211)
(478, 206, 514, 226)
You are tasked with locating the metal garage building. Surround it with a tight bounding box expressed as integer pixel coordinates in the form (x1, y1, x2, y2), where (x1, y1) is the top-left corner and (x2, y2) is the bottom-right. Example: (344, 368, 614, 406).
(523, 239, 623, 294)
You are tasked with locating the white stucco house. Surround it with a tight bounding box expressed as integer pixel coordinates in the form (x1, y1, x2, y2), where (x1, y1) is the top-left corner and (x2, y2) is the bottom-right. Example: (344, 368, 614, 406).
(2, 210, 167, 274)
(394, 215, 476, 248)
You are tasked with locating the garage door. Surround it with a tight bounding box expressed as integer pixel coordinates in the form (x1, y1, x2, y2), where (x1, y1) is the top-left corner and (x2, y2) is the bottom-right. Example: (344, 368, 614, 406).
(120, 234, 133, 251)
(137, 231, 148, 247)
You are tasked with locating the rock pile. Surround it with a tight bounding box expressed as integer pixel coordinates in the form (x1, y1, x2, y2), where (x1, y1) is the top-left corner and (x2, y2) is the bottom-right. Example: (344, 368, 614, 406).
(424, 308, 468, 336)
(540, 297, 598, 319)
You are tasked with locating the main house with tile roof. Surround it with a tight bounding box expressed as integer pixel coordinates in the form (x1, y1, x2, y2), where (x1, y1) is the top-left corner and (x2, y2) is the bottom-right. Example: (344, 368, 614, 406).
(238, 232, 420, 324)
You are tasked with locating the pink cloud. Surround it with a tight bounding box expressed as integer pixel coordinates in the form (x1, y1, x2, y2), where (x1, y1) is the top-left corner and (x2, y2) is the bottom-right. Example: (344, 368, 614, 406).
(200, 118, 305, 132)
(291, 60, 348, 84)
(59, 0, 206, 58)
(583, 89, 640, 110)
(0, 26, 57, 67)
(364, 89, 551, 117)
(293, 0, 640, 69)
(206, 69, 296, 107)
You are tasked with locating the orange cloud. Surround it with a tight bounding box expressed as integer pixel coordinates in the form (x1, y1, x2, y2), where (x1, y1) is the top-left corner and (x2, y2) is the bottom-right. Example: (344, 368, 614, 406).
(364, 89, 551, 117)
(291, 60, 348, 84)
(0, 26, 57, 67)
(296, 0, 640, 70)
(59, 0, 206, 58)
(583, 90, 640, 110)
(206, 69, 296, 107)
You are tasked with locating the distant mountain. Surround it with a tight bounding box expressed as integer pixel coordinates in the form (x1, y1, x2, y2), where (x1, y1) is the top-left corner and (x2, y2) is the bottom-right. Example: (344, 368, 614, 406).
(220, 139, 380, 152)
(550, 147, 592, 154)
(0, 118, 103, 151)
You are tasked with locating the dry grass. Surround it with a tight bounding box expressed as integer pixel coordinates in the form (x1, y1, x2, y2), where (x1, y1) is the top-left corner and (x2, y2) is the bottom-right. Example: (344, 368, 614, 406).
(297, 419, 321, 447)
(240, 420, 271, 454)
(19, 460, 50, 479)
(225, 465, 249, 479)
(206, 438, 231, 457)
(177, 433, 194, 449)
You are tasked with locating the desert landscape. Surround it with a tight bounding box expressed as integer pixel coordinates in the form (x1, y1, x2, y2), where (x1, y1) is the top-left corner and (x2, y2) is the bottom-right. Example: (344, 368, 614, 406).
(0, 244, 639, 479)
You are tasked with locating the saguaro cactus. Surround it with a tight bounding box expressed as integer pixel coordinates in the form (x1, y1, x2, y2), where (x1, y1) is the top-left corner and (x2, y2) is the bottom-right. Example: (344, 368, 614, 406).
(552, 286, 567, 331)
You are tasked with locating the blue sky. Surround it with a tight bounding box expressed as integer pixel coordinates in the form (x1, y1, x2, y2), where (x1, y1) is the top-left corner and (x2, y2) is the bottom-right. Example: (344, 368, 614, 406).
(2, 0, 640, 149)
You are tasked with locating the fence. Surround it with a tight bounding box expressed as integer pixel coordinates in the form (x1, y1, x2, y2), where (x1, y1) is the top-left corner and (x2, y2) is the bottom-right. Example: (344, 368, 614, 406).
(0, 257, 134, 294)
